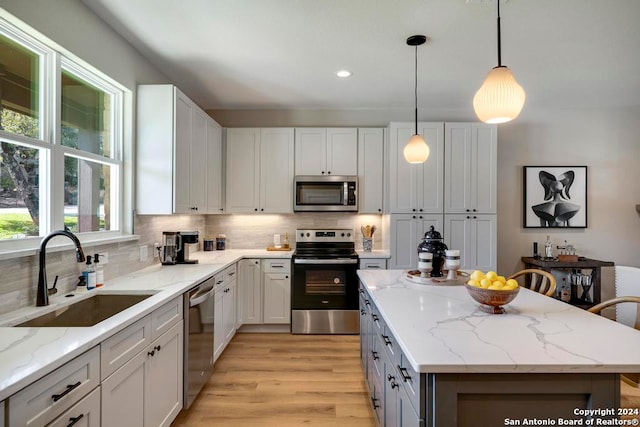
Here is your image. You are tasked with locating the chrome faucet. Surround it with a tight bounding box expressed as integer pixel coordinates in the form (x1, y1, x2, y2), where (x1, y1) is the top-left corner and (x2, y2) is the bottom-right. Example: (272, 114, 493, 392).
(37, 229, 86, 306)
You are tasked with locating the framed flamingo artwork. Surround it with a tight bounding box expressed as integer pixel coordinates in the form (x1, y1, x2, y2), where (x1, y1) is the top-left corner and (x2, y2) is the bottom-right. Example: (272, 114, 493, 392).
(523, 166, 588, 228)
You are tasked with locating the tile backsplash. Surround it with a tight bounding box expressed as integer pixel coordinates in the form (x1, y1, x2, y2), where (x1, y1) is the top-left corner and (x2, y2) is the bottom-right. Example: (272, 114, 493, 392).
(0, 212, 383, 315)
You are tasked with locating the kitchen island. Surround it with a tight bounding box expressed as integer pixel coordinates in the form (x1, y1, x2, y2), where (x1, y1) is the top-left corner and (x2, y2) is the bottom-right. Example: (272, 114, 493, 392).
(358, 269, 640, 427)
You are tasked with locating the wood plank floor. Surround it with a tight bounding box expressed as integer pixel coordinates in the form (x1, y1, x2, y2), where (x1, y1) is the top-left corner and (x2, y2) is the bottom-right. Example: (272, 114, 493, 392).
(172, 333, 376, 426)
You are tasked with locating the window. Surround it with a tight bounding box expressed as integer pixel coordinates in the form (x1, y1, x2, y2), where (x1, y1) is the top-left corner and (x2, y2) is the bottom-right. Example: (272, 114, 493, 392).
(0, 15, 127, 249)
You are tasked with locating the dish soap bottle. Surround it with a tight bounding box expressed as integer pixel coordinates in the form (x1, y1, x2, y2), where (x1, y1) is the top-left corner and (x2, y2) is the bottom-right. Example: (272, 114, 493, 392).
(85, 255, 96, 290)
(94, 253, 104, 288)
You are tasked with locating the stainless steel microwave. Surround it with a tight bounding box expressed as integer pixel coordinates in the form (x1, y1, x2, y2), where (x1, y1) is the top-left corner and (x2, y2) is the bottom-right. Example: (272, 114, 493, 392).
(294, 175, 358, 212)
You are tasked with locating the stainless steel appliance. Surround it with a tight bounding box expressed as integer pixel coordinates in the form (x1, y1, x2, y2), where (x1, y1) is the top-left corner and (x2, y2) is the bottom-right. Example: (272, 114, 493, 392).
(291, 229, 359, 334)
(294, 175, 358, 212)
(183, 276, 215, 408)
(177, 231, 199, 264)
(159, 231, 181, 265)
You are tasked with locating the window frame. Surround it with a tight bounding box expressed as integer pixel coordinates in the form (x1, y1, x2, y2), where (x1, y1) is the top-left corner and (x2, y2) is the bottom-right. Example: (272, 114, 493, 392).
(0, 13, 133, 257)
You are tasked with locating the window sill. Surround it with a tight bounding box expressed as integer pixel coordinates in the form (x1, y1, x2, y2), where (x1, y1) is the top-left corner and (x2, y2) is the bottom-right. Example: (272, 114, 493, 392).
(0, 234, 140, 261)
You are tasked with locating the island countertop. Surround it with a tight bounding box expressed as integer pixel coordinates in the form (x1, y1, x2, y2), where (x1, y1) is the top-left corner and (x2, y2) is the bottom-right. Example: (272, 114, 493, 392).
(358, 269, 640, 374)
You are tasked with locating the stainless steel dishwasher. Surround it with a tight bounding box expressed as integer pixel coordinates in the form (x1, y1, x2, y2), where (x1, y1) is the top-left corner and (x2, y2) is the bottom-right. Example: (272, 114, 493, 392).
(183, 275, 215, 409)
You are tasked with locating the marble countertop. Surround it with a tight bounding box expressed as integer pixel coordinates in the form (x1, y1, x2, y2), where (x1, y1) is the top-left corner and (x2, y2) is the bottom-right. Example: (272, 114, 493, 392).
(0, 249, 292, 401)
(358, 269, 640, 374)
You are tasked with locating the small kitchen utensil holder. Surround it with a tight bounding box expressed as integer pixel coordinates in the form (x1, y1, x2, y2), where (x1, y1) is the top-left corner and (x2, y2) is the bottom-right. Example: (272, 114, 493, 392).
(363, 238, 373, 252)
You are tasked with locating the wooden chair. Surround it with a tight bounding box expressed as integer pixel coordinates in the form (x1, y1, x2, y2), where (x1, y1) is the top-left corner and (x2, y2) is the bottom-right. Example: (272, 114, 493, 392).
(587, 296, 640, 330)
(507, 269, 557, 296)
(588, 296, 640, 387)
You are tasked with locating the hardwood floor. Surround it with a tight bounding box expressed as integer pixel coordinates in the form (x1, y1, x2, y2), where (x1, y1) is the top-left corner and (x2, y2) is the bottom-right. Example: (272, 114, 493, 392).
(172, 333, 375, 426)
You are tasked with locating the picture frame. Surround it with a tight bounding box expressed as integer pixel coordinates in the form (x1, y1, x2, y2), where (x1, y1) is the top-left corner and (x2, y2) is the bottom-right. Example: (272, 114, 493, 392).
(523, 166, 587, 228)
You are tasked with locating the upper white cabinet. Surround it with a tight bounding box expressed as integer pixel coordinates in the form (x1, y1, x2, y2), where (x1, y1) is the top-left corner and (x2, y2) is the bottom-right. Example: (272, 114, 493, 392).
(137, 84, 223, 214)
(388, 214, 443, 270)
(295, 128, 358, 175)
(444, 214, 497, 271)
(388, 122, 444, 214)
(226, 128, 294, 213)
(358, 128, 385, 213)
(206, 118, 224, 213)
(444, 123, 497, 214)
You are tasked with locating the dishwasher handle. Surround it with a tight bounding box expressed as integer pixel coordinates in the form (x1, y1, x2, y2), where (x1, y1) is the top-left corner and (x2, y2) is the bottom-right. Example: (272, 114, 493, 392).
(189, 285, 215, 307)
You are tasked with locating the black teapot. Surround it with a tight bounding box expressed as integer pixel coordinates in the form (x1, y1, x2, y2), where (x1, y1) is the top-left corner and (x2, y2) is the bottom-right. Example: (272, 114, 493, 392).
(417, 225, 448, 277)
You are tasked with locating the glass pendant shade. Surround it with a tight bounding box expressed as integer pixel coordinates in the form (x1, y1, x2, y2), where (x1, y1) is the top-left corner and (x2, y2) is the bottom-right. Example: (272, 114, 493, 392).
(403, 133, 430, 164)
(473, 66, 526, 124)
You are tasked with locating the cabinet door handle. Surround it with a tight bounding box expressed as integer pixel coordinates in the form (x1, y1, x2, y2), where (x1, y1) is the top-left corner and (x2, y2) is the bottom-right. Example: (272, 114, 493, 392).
(371, 396, 380, 409)
(466, 216, 470, 219)
(398, 365, 412, 382)
(387, 374, 400, 389)
(285, 275, 289, 279)
(360, 309, 366, 315)
(378, 208, 382, 212)
(148, 349, 156, 357)
(67, 414, 84, 427)
(382, 335, 392, 346)
(52, 381, 81, 402)
(412, 215, 416, 219)
(473, 208, 477, 212)
(365, 299, 370, 306)
(368, 265, 380, 269)
(271, 264, 285, 268)
(155, 345, 162, 352)
(254, 208, 258, 212)
(371, 351, 379, 361)
(228, 271, 236, 276)
(371, 314, 379, 322)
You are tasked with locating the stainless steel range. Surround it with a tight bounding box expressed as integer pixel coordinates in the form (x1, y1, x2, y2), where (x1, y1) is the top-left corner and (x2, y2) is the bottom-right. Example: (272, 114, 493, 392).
(291, 229, 360, 334)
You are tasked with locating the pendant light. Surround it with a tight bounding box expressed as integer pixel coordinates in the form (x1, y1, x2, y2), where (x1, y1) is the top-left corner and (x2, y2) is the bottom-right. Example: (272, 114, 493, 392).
(473, 0, 525, 124)
(404, 35, 430, 164)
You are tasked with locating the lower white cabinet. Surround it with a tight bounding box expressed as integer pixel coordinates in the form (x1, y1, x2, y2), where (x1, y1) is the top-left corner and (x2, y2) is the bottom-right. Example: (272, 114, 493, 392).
(239, 259, 262, 325)
(48, 386, 101, 427)
(8, 346, 101, 427)
(214, 264, 237, 362)
(360, 258, 387, 270)
(263, 260, 291, 324)
(444, 214, 497, 271)
(389, 214, 443, 269)
(101, 297, 183, 427)
(0, 400, 4, 427)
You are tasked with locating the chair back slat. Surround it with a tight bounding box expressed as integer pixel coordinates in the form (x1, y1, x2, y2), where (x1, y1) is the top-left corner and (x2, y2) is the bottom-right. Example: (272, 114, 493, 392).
(508, 269, 557, 297)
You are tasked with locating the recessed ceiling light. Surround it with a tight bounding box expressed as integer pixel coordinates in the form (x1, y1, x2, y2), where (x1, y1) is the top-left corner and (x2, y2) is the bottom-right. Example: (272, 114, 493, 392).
(336, 70, 352, 78)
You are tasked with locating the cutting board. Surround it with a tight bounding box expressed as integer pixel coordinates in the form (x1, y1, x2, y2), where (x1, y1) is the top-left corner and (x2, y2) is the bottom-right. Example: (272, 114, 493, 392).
(266, 246, 292, 251)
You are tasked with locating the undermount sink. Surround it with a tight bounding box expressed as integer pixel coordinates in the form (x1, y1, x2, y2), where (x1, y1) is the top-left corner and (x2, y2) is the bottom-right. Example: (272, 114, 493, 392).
(16, 293, 154, 327)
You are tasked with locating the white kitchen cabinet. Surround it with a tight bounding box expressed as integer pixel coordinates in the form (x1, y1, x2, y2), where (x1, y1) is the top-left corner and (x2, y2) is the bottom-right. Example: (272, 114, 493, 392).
(444, 123, 497, 214)
(358, 128, 385, 213)
(101, 299, 183, 427)
(226, 128, 294, 213)
(214, 264, 237, 361)
(262, 259, 291, 324)
(137, 84, 222, 214)
(388, 214, 443, 270)
(359, 258, 387, 270)
(48, 387, 101, 427)
(444, 214, 497, 271)
(239, 258, 262, 325)
(206, 118, 224, 213)
(295, 127, 358, 175)
(388, 122, 444, 214)
(8, 346, 100, 427)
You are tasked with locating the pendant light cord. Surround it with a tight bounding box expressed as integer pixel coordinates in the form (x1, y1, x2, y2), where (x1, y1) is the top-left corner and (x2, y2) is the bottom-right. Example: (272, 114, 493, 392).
(414, 43, 418, 135)
(496, 0, 502, 67)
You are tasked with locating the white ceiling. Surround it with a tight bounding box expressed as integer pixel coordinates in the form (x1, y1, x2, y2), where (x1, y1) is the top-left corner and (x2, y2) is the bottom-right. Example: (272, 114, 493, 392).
(81, 0, 640, 112)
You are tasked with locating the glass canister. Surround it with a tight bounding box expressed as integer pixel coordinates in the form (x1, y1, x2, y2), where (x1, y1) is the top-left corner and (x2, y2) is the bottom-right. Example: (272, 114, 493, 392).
(417, 225, 448, 277)
(216, 234, 226, 250)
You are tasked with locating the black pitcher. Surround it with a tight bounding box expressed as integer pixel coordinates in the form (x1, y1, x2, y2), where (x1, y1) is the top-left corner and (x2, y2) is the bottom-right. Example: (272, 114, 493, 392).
(417, 226, 448, 277)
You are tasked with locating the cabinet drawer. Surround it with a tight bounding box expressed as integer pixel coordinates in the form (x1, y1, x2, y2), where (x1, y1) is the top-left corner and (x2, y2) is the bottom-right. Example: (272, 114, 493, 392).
(101, 315, 151, 379)
(47, 386, 100, 427)
(213, 272, 224, 288)
(151, 296, 183, 340)
(224, 264, 237, 282)
(262, 259, 291, 273)
(9, 346, 100, 427)
(360, 259, 387, 270)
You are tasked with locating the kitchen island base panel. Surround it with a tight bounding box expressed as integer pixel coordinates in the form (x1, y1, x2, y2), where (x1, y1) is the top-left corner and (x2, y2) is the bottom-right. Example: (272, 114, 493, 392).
(432, 372, 620, 427)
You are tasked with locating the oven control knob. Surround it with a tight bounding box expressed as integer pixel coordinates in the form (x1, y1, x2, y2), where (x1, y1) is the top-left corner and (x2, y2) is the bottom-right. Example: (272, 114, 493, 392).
(341, 233, 345, 237)
(306, 233, 310, 237)
(347, 232, 351, 237)
(300, 232, 304, 238)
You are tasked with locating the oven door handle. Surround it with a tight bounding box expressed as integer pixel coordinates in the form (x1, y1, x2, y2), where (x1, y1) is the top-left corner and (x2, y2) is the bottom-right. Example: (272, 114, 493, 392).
(294, 258, 358, 265)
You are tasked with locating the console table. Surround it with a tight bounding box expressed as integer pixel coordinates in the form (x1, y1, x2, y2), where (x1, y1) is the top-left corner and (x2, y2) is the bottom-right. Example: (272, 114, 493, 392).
(521, 257, 615, 309)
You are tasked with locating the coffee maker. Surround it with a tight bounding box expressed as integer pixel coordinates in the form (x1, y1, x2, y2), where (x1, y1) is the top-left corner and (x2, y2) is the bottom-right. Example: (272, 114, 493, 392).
(159, 231, 181, 265)
(177, 231, 199, 264)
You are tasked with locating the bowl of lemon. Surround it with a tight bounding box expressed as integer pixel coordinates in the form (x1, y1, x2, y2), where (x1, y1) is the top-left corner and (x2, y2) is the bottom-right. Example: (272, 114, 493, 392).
(464, 270, 520, 314)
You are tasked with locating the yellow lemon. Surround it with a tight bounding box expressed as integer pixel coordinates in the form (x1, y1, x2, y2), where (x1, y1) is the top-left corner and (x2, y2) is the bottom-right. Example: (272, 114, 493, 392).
(467, 279, 481, 287)
(497, 275, 507, 283)
(503, 283, 518, 290)
(470, 270, 484, 281)
(480, 278, 492, 288)
(486, 271, 498, 281)
(506, 279, 519, 288)
(488, 283, 504, 290)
